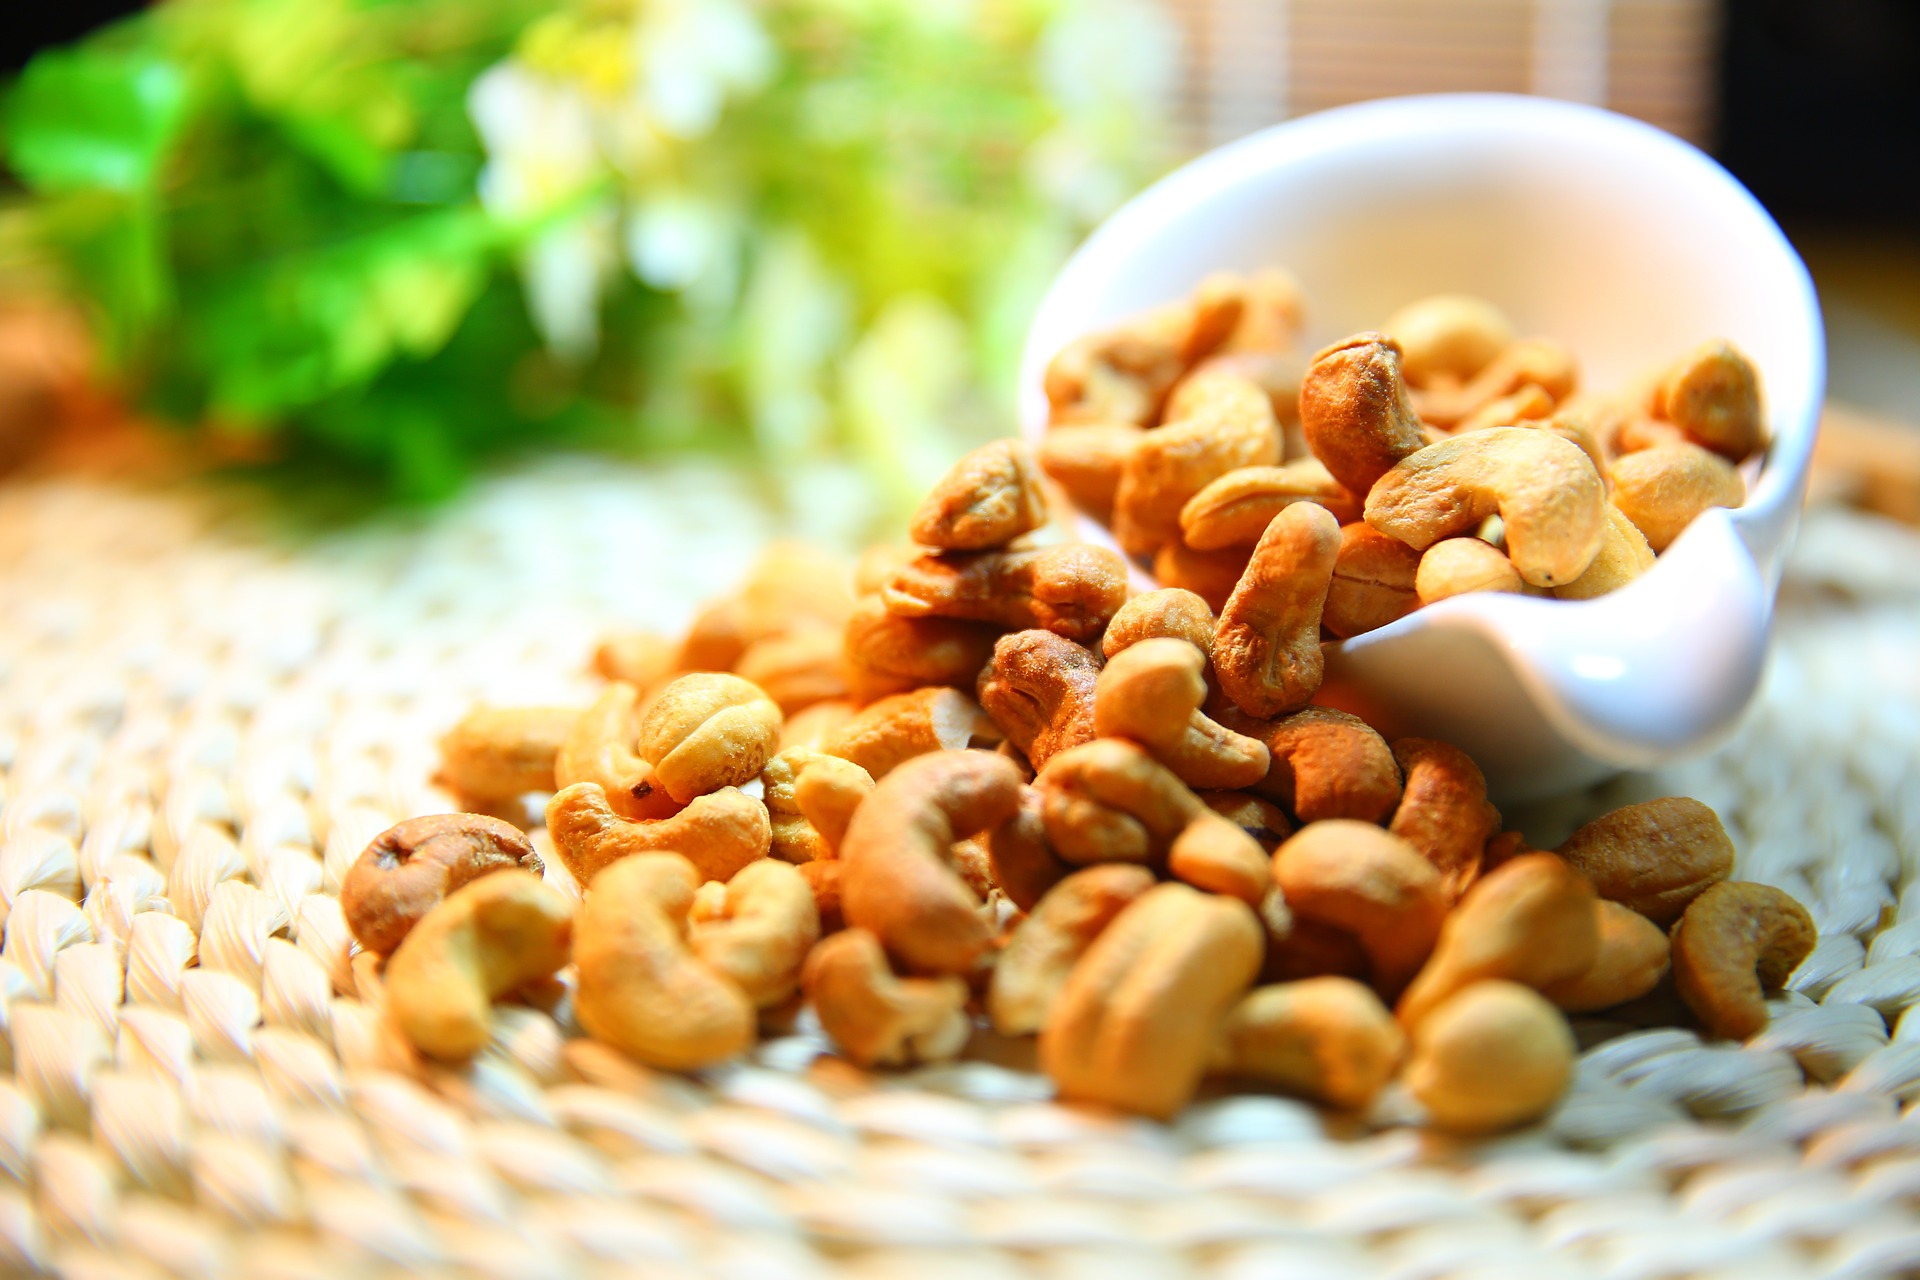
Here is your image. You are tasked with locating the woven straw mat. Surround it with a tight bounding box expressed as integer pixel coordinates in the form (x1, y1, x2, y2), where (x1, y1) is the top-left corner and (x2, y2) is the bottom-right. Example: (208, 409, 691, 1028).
(2, 454, 1919, 1280)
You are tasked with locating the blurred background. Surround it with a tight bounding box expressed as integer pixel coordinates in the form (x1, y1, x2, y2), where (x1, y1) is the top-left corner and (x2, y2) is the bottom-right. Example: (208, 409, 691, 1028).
(1, 0, 1915, 521)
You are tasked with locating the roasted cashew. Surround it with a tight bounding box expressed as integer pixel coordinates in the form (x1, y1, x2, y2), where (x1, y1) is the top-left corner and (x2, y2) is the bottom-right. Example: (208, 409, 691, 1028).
(881, 544, 1129, 645)
(987, 864, 1157, 1036)
(1199, 792, 1293, 851)
(1555, 796, 1733, 927)
(1093, 638, 1269, 790)
(839, 750, 1025, 975)
(1153, 541, 1252, 614)
(1607, 441, 1745, 553)
(1037, 423, 1145, 525)
(1044, 275, 1245, 425)
(841, 595, 1000, 704)
(592, 630, 679, 690)
(1553, 505, 1654, 601)
(1455, 383, 1555, 434)
(1364, 427, 1607, 588)
(1387, 738, 1501, 904)
(1411, 338, 1578, 428)
(1034, 739, 1195, 865)
(1164, 810, 1272, 905)
(985, 785, 1071, 914)
(1101, 588, 1217, 660)
(1040, 882, 1263, 1119)
(1212, 500, 1341, 718)
(1242, 706, 1401, 825)
(385, 870, 573, 1061)
(975, 630, 1101, 773)
(762, 747, 833, 864)
(637, 673, 783, 805)
(556, 683, 682, 821)
(342, 813, 538, 956)
(574, 853, 755, 1070)
(1539, 900, 1669, 1013)
(1382, 295, 1515, 388)
(1111, 368, 1283, 555)
(911, 438, 1050, 551)
(798, 860, 844, 934)
(1178, 460, 1360, 551)
(545, 782, 770, 884)
(1211, 977, 1404, 1110)
(437, 706, 577, 801)
(1405, 981, 1574, 1134)
(793, 753, 874, 853)
(1395, 853, 1598, 1029)
(780, 698, 857, 752)
(1651, 339, 1764, 461)
(734, 626, 848, 715)
(1415, 536, 1527, 605)
(1322, 522, 1422, 639)
(802, 928, 971, 1068)
(1670, 881, 1816, 1040)
(1297, 332, 1428, 496)
(820, 686, 1000, 780)
(1271, 820, 1448, 998)
(688, 859, 821, 1009)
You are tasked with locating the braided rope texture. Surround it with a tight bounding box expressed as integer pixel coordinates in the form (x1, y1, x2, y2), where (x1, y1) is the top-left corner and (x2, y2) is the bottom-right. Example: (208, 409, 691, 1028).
(1, 457, 1918, 1279)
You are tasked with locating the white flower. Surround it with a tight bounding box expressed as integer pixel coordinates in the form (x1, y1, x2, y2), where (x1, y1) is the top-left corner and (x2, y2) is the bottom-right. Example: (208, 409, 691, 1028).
(632, 0, 774, 139)
(625, 190, 741, 310)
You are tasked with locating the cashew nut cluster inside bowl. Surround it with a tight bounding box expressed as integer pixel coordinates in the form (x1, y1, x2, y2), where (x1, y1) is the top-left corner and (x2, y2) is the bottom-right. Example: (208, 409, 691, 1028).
(1019, 93, 1824, 802)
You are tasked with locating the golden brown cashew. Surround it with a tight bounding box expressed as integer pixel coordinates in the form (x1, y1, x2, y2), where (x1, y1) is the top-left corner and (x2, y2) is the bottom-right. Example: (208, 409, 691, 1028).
(1199, 792, 1293, 851)
(1395, 854, 1599, 1029)
(1093, 638, 1269, 790)
(1387, 738, 1501, 904)
(799, 861, 844, 934)
(1297, 332, 1428, 496)
(1101, 589, 1217, 660)
(839, 750, 1025, 975)
(881, 544, 1129, 645)
(385, 870, 573, 1061)
(1607, 441, 1745, 552)
(1213, 501, 1341, 718)
(545, 782, 770, 884)
(342, 814, 539, 956)
(802, 929, 972, 1068)
(1383, 295, 1515, 388)
(556, 683, 683, 821)
(1035, 739, 1198, 865)
(793, 754, 875, 853)
(820, 686, 999, 780)
(1241, 706, 1401, 826)
(1555, 796, 1733, 926)
(1322, 523, 1422, 639)
(975, 630, 1102, 773)
(734, 627, 848, 715)
(1415, 537, 1527, 605)
(841, 595, 1000, 704)
(1412, 338, 1578, 428)
(1212, 978, 1405, 1110)
(1652, 339, 1764, 461)
(1553, 505, 1655, 601)
(574, 853, 755, 1070)
(593, 630, 679, 690)
(437, 706, 577, 801)
(688, 860, 821, 1008)
(1165, 811, 1272, 905)
(1040, 882, 1263, 1119)
(1178, 460, 1361, 551)
(911, 438, 1050, 550)
(1405, 981, 1574, 1134)
(987, 785, 1072, 913)
(1456, 383, 1555, 434)
(1670, 881, 1816, 1040)
(1364, 428, 1607, 588)
(988, 864, 1157, 1036)
(1037, 423, 1145, 525)
(637, 674, 783, 805)
(1271, 820, 1448, 998)
(1111, 368, 1283, 555)
(1044, 275, 1245, 425)
(1540, 900, 1670, 1013)
(1153, 542, 1252, 614)
(762, 747, 832, 864)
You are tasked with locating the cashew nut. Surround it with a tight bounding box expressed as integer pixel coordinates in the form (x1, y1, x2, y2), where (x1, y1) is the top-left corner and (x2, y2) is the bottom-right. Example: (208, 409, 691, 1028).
(1212, 501, 1341, 718)
(975, 630, 1101, 773)
(839, 749, 1024, 975)
(1153, 541, 1252, 614)
(556, 683, 682, 821)
(437, 706, 577, 801)
(1607, 441, 1745, 553)
(1093, 638, 1269, 790)
(1555, 796, 1733, 926)
(1178, 460, 1360, 551)
(1111, 368, 1283, 555)
(1387, 738, 1500, 904)
(1652, 339, 1763, 461)
(1364, 427, 1607, 587)
(1415, 536, 1527, 605)
(761, 747, 831, 864)
(688, 859, 821, 1008)
(1298, 332, 1427, 496)
(1271, 820, 1448, 998)
(881, 544, 1129, 645)
(1199, 791, 1293, 851)
(1165, 811, 1273, 906)
(910, 438, 1050, 550)
(1383, 295, 1515, 388)
(545, 782, 770, 884)
(1040, 881, 1263, 1119)
(1404, 980, 1574, 1134)
(1412, 338, 1578, 428)
(988, 863, 1156, 1036)
(780, 698, 857, 752)
(1101, 588, 1217, 660)
(841, 595, 1000, 704)
(592, 630, 679, 690)
(574, 853, 756, 1070)
(342, 813, 539, 956)
(1552, 505, 1654, 601)
(1241, 706, 1401, 826)
(385, 870, 573, 1061)
(637, 673, 783, 805)
(802, 928, 972, 1068)
(986, 785, 1071, 913)
(1037, 423, 1145, 525)
(820, 686, 1000, 780)
(1395, 853, 1599, 1029)
(1212, 977, 1405, 1110)
(1044, 275, 1244, 425)
(734, 626, 848, 715)
(1322, 522, 1422, 639)
(793, 753, 874, 853)
(1670, 881, 1816, 1040)
(1539, 900, 1670, 1013)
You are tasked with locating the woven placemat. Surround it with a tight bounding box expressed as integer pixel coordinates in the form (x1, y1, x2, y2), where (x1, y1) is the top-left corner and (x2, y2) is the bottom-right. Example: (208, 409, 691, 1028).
(2, 453, 1919, 1279)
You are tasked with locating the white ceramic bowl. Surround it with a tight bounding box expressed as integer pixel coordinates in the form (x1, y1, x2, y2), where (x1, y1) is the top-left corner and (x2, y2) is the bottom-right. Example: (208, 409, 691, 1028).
(1020, 94, 1824, 803)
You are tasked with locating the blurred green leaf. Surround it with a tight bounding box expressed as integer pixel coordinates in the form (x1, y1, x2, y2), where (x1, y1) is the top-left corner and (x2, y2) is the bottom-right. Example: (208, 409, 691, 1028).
(4, 48, 188, 193)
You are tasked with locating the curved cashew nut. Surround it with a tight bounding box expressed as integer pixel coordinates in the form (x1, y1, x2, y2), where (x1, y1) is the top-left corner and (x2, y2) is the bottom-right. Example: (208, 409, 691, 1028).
(910, 438, 1050, 551)
(1153, 542, 1252, 614)
(1199, 791, 1293, 851)
(385, 870, 572, 1061)
(762, 747, 832, 864)
(574, 853, 755, 1070)
(1038, 423, 1145, 525)
(1179, 460, 1361, 552)
(1555, 796, 1733, 926)
(1094, 638, 1269, 791)
(342, 813, 538, 956)
(1213, 501, 1341, 718)
(1298, 332, 1428, 496)
(1404, 980, 1574, 1134)
(733, 626, 848, 716)
(1415, 536, 1528, 605)
(1652, 338, 1763, 461)
(1395, 853, 1599, 1029)
(637, 673, 782, 805)
(1387, 738, 1501, 904)
(1552, 505, 1654, 601)
(986, 785, 1071, 914)
(793, 754, 874, 853)
(437, 706, 577, 801)
(881, 545, 1129, 645)
(688, 859, 821, 1009)
(1607, 441, 1745, 553)
(1322, 522, 1422, 639)
(1212, 977, 1405, 1110)
(1364, 428, 1607, 588)
(802, 928, 972, 1068)
(839, 750, 1025, 975)
(1164, 810, 1271, 906)
(1101, 589, 1217, 660)
(975, 630, 1101, 773)
(1271, 820, 1448, 998)
(1670, 881, 1816, 1040)
(988, 864, 1157, 1036)
(1244, 707, 1401, 826)
(545, 782, 770, 884)
(819, 686, 1000, 782)
(593, 629, 679, 690)
(1035, 739, 1198, 865)
(841, 595, 1000, 704)
(1044, 275, 1244, 426)
(1539, 900, 1670, 1013)
(1111, 368, 1282, 555)
(1383, 295, 1515, 388)
(1040, 882, 1263, 1120)
(556, 683, 683, 821)
(1412, 338, 1578, 429)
